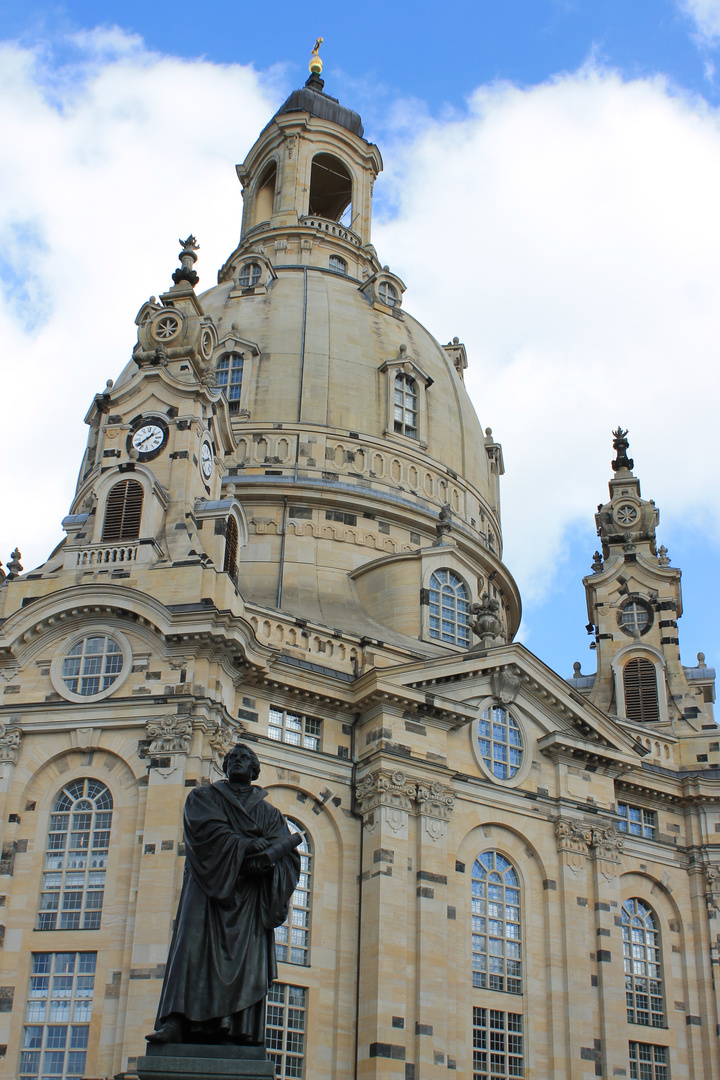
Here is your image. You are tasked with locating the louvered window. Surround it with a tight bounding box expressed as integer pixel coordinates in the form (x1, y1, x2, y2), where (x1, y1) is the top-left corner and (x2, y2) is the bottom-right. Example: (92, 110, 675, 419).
(224, 517, 239, 583)
(623, 658, 659, 722)
(101, 480, 143, 541)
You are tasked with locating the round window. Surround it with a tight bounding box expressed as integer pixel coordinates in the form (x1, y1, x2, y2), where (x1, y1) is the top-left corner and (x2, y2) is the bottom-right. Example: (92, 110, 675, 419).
(476, 704, 524, 781)
(151, 313, 181, 341)
(51, 630, 132, 703)
(618, 599, 653, 637)
(615, 503, 638, 526)
(379, 281, 398, 307)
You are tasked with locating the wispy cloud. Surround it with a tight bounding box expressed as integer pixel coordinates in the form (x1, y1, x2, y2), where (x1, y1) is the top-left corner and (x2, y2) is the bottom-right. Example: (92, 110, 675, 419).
(678, 1, 720, 45)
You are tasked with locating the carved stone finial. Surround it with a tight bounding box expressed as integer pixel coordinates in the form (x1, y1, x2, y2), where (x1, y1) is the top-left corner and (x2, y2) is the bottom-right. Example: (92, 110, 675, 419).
(591, 550, 603, 572)
(611, 426, 634, 473)
(6, 549, 23, 577)
(573, 661, 582, 677)
(436, 504, 452, 539)
(172, 235, 200, 288)
(470, 593, 505, 648)
(698, 652, 706, 667)
(657, 544, 670, 566)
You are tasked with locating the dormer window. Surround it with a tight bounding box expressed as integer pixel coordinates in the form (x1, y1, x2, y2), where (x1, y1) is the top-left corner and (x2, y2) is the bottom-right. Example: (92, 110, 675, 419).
(329, 255, 347, 275)
(394, 372, 418, 438)
(379, 281, 398, 307)
(216, 354, 244, 413)
(239, 262, 262, 288)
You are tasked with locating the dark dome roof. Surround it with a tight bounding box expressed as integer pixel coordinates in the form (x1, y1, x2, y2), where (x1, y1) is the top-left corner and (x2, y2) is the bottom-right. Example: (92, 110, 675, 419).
(273, 75, 364, 138)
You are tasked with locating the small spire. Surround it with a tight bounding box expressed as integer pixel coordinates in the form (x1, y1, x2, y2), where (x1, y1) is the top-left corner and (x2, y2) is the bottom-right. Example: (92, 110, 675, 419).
(611, 426, 634, 473)
(172, 235, 200, 288)
(306, 37, 325, 91)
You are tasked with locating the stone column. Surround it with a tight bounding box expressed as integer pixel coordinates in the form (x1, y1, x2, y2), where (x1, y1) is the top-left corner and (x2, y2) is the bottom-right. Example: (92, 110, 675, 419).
(412, 780, 455, 1077)
(554, 819, 596, 1080)
(0, 723, 23, 874)
(355, 768, 417, 1080)
(588, 825, 626, 1080)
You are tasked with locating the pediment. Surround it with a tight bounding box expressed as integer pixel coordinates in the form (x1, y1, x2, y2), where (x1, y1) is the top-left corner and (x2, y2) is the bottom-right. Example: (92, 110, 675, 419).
(355, 642, 642, 771)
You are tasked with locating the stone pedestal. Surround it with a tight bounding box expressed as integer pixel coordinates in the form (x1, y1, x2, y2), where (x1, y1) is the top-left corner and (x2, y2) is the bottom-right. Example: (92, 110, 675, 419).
(136, 1044, 275, 1080)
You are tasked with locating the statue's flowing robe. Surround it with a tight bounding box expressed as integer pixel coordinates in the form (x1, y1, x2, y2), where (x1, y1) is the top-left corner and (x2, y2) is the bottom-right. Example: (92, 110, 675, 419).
(155, 781, 300, 1040)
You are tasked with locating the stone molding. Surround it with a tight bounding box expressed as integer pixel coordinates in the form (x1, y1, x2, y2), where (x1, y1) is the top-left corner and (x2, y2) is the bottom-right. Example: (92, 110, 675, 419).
(355, 768, 455, 821)
(146, 715, 193, 755)
(555, 818, 624, 864)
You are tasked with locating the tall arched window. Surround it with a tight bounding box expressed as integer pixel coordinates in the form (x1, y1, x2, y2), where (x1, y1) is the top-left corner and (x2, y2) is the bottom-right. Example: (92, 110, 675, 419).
(224, 516, 239, 583)
(471, 851, 522, 994)
(101, 479, 143, 542)
(216, 354, 244, 414)
(308, 153, 352, 222)
(274, 820, 312, 966)
(429, 569, 471, 647)
(38, 780, 113, 931)
(254, 162, 276, 226)
(622, 898, 664, 1027)
(623, 658, 660, 722)
(393, 372, 417, 437)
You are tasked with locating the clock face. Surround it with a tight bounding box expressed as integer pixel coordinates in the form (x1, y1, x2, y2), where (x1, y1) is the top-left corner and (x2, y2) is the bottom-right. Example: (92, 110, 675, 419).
(201, 442, 213, 478)
(128, 419, 169, 461)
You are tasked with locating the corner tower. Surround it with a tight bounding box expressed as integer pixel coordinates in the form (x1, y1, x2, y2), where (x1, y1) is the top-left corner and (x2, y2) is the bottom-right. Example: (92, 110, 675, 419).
(578, 429, 715, 756)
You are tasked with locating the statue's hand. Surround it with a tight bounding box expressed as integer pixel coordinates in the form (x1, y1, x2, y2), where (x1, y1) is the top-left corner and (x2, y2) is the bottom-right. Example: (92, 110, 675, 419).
(247, 837, 271, 854)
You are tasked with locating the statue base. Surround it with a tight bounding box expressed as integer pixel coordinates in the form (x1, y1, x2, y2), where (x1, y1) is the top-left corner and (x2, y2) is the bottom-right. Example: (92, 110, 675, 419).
(137, 1043, 275, 1080)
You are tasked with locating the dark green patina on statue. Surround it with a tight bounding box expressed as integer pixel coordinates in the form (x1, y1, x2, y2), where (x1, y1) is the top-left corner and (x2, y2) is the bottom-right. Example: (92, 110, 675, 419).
(147, 744, 301, 1047)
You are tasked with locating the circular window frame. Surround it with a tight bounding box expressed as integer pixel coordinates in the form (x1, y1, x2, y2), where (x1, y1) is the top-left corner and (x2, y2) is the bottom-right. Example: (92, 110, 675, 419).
(51, 628, 133, 704)
(613, 501, 640, 528)
(238, 262, 262, 288)
(150, 311, 182, 343)
(470, 696, 531, 788)
(617, 597, 654, 637)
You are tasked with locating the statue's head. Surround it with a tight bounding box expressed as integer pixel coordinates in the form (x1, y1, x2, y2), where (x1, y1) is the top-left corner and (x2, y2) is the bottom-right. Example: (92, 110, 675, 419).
(222, 742, 260, 780)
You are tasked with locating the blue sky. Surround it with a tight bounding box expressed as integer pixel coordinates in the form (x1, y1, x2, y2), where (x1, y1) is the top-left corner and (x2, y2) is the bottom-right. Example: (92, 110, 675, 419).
(1, 0, 719, 679)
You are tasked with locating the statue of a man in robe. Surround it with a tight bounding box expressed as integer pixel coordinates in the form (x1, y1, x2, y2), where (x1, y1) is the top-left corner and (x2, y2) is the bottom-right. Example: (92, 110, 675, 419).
(147, 743, 301, 1046)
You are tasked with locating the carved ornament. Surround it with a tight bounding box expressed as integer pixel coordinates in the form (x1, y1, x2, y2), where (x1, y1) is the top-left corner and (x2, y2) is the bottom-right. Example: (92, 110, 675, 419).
(146, 715, 193, 755)
(0, 723, 22, 764)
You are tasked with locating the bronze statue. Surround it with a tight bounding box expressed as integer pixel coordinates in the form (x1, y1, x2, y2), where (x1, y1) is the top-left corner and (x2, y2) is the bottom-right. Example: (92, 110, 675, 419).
(147, 744, 301, 1046)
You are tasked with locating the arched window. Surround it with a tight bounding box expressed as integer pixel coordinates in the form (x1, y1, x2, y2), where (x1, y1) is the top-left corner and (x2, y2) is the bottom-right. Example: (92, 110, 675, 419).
(471, 852, 522, 994)
(308, 153, 352, 222)
(101, 479, 143, 541)
(274, 820, 312, 966)
(429, 569, 471, 647)
(379, 281, 398, 307)
(478, 705, 524, 780)
(238, 262, 262, 288)
(622, 898, 664, 1027)
(623, 658, 660, 722)
(224, 516, 239, 583)
(394, 372, 418, 438)
(329, 254, 347, 275)
(254, 162, 276, 225)
(38, 779, 113, 931)
(216, 354, 244, 414)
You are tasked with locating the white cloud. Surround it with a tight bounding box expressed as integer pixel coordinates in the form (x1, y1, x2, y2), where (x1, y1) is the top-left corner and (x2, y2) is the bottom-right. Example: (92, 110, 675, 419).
(679, 1, 720, 43)
(374, 67, 720, 600)
(0, 31, 278, 574)
(1, 34, 719, 635)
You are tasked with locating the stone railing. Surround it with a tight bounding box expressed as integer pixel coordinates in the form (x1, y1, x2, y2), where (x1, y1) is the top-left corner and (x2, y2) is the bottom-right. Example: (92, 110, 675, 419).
(300, 216, 361, 246)
(76, 544, 139, 567)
